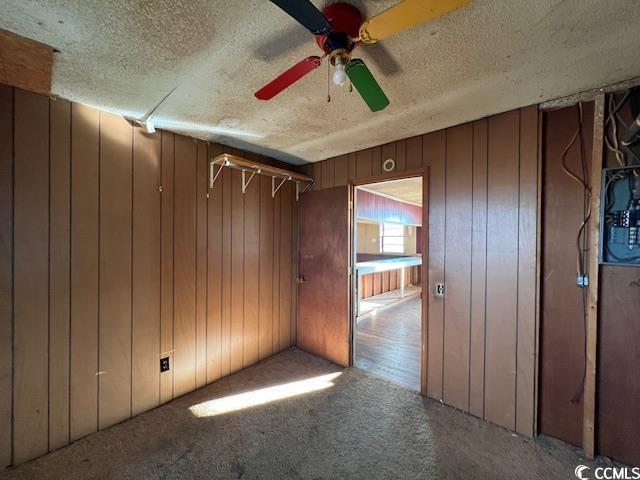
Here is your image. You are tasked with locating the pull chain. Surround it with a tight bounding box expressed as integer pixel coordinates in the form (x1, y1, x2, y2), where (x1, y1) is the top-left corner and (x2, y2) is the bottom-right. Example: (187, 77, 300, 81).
(327, 60, 331, 103)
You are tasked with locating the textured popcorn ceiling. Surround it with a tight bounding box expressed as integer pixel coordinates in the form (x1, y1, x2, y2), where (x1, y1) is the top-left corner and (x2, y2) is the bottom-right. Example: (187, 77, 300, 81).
(360, 177, 423, 205)
(1, 0, 639, 164)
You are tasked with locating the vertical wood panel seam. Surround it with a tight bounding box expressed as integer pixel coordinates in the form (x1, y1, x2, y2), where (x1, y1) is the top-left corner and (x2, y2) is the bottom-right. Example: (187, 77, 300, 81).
(195, 143, 198, 383)
(171, 137, 175, 398)
(242, 178, 245, 363)
(9, 88, 16, 463)
(482, 120, 490, 420)
(129, 123, 134, 418)
(514, 110, 522, 431)
(290, 190, 295, 342)
(194, 142, 197, 387)
(220, 158, 224, 372)
(96, 112, 101, 430)
(219, 165, 223, 375)
(271, 186, 276, 354)
(47, 98, 52, 451)
(158, 134, 163, 402)
(67, 101, 72, 444)
(534, 110, 542, 436)
(258, 171, 262, 357)
(229, 171, 233, 366)
(468, 124, 475, 412)
(482, 122, 489, 420)
(441, 130, 448, 399)
(257, 169, 262, 360)
(272, 188, 276, 353)
(292, 197, 295, 342)
(234, 171, 236, 364)
(205, 144, 209, 384)
(289, 185, 293, 349)
(228, 170, 231, 369)
(10, 88, 15, 465)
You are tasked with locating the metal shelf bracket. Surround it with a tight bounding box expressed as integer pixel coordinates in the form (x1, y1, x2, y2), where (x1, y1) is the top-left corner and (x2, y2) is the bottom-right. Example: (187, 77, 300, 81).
(242, 168, 259, 193)
(272, 176, 289, 198)
(296, 181, 313, 201)
(209, 159, 226, 189)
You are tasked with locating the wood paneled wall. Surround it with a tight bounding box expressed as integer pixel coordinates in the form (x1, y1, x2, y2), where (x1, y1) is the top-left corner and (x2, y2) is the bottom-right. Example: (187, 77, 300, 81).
(598, 265, 640, 467)
(356, 189, 422, 225)
(0, 84, 298, 467)
(539, 103, 594, 447)
(304, 106, 540, 436)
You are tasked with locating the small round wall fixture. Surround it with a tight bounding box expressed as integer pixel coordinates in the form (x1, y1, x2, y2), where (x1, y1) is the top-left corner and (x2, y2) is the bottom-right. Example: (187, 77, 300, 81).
(382, 158, 395, 172)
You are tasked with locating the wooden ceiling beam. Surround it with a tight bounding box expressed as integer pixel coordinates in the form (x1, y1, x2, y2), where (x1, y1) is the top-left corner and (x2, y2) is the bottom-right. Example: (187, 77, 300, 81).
(540, 76, 640, 111)
(0, 28, 54, 96)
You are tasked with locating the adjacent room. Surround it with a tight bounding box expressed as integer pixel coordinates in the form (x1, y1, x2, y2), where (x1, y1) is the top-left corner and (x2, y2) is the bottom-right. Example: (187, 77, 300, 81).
(1, 0, 640, 478)
(354, 177, 424, 391)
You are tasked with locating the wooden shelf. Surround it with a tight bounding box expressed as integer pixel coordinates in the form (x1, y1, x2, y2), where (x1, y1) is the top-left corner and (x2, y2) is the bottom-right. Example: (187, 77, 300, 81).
(209, 153, 314, 199)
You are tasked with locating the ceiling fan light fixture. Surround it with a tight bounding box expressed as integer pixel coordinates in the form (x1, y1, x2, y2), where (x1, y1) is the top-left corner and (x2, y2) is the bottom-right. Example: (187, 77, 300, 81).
(332, 56, 348, 86)
(256, 0, 472, 111)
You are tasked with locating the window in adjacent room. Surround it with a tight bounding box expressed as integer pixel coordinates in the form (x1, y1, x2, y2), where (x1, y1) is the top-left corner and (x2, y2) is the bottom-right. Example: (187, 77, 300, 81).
(380, 222, 404, 254)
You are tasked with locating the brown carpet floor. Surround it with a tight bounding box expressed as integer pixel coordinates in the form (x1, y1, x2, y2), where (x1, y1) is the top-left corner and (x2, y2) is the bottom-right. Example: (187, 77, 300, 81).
(0, 349, 617, 479)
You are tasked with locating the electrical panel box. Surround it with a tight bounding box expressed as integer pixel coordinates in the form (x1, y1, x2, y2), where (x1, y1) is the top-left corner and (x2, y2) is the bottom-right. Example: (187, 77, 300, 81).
(600, 165, 640, 266)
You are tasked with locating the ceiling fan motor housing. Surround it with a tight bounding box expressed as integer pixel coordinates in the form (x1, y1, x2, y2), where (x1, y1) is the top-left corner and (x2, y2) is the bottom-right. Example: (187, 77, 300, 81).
(315, 2, 363, 55)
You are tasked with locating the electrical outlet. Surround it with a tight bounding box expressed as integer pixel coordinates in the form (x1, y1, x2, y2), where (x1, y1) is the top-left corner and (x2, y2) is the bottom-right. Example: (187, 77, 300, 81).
(160, 357, 170, 373)
(576, 275, 589, 287)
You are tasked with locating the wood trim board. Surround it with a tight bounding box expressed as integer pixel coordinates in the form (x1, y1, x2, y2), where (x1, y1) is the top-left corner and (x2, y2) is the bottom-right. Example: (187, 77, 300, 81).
(583, 93, 605, 458)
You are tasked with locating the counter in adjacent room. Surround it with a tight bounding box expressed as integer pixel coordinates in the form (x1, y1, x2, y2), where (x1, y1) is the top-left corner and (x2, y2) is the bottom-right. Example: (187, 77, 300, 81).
(356, 255, 422, 301)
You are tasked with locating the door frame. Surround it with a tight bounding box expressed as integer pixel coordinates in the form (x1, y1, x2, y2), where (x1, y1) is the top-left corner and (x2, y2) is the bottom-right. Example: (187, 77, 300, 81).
(350, 167, 429, 396)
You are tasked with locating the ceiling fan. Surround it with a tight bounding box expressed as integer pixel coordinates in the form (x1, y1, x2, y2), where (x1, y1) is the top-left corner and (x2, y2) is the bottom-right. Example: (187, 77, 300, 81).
(254, 0, 471, 112)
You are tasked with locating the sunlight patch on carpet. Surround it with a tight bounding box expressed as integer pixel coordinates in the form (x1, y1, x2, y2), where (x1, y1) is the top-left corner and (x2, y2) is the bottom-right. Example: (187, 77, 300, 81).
(189, 372, 342, 417)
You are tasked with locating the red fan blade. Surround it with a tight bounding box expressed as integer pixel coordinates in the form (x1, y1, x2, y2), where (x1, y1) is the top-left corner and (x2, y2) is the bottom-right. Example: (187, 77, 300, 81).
(255, 56, 323, 100)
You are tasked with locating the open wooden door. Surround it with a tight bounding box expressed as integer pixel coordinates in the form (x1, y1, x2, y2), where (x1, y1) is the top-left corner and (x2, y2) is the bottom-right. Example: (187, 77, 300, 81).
(297, 186, 350, 367)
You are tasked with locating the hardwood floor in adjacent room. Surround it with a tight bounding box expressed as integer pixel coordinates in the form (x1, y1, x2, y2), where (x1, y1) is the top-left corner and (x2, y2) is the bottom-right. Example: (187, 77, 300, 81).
(355, 296, 421, 391)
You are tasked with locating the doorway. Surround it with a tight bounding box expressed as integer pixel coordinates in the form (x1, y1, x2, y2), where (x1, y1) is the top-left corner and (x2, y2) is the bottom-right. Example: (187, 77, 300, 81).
(352, 176, 424, 391)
